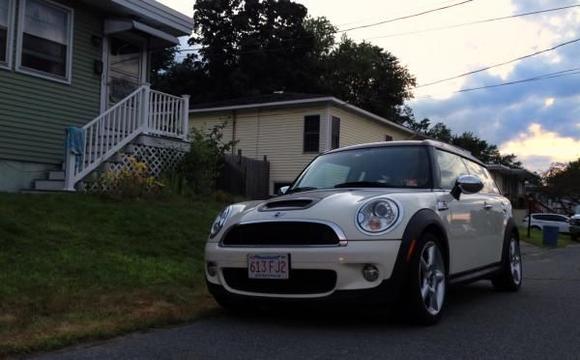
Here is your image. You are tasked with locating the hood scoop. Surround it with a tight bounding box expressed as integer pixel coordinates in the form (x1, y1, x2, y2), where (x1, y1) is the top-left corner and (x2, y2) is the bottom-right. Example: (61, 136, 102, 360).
(259, 198, 316, 211)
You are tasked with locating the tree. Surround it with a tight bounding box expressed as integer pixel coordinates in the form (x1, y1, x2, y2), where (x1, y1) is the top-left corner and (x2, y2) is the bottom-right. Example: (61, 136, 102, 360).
(401, 114, 521, 168)
(150, 46, 178, 85)
(542, 159, 580, 204)
(321, 37, 416, 119)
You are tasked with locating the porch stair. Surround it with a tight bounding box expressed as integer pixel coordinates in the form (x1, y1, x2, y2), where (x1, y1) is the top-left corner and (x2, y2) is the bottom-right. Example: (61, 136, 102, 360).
(29, 85, 190, 192)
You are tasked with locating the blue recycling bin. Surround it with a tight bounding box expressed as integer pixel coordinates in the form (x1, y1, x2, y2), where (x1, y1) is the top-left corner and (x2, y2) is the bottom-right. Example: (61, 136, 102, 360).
(543, 225, 559, 247)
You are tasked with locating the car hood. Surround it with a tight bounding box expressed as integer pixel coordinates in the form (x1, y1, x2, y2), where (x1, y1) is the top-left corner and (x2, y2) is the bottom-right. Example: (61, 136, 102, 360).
(214, 188, 437, 241)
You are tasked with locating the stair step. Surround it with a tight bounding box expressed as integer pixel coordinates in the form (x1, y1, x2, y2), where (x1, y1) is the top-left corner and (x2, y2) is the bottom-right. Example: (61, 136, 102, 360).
(48, 171, 65, 181)
(34, 180, 65, 191)
(21, 189, 73, 194)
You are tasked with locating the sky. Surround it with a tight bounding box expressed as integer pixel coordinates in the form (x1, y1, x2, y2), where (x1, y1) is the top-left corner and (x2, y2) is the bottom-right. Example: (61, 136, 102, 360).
(159, 0, 580, 172)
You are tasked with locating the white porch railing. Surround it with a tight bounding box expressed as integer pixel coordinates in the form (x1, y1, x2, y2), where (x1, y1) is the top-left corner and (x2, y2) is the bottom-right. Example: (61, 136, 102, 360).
(64, 84, 190, 191)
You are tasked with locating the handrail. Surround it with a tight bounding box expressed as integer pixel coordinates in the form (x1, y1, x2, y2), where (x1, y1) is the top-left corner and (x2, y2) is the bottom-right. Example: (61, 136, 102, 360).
(63, 85, 190, 191)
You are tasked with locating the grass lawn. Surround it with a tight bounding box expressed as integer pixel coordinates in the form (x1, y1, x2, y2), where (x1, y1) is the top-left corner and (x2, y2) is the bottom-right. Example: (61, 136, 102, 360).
(0, 193, 225, 356)
(519, 227, 572, 248)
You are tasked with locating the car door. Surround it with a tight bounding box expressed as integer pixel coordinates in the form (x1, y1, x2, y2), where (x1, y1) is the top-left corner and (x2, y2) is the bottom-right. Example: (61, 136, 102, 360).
(433, 149, 485, 274)
(464, 160, 506, 265)
(550, 215, 570, 233)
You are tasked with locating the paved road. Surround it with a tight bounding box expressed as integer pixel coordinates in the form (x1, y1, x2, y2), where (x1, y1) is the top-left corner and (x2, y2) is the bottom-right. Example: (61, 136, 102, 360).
(31, 243, 580, 360)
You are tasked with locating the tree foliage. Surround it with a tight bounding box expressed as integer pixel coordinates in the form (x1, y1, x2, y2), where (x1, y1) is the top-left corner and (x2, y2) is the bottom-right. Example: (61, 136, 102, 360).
(403, 114, 522, 167)
(153, 0, 415, 117)
(321, 37, 415, 118)
(542, 159, 580, 203)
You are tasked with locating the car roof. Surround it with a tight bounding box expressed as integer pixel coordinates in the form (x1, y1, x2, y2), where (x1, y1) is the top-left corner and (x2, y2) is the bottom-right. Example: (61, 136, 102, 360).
(325, 139, 485, 166)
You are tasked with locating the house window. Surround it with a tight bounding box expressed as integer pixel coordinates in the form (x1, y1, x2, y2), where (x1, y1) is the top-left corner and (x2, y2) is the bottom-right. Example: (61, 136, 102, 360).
(0, 0, 14, 67)
(331, 116, 340, 149)
(17, 0, 73, 82)
(385, 135, 393, 142)
(303, 115, 320, 153)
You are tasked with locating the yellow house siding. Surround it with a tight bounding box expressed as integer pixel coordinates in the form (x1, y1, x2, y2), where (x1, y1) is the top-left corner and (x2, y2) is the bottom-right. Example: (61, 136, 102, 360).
(329, 106, 412, 148)
(191, 105, 327, 193)
(190, 102, 416, 194)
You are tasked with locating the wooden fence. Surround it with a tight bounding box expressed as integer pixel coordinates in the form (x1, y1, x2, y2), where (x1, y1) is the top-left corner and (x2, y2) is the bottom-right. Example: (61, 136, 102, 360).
(218, 152, 270, 199)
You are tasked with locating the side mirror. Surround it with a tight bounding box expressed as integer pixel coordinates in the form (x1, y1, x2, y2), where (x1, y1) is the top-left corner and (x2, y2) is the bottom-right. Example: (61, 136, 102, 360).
(277, 186, 289, 195)
(451, 174, 483, 200)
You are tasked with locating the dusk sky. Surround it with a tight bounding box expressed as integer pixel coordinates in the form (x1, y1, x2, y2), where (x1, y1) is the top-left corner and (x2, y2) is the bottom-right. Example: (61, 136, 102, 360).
(160, 0, 580, 172)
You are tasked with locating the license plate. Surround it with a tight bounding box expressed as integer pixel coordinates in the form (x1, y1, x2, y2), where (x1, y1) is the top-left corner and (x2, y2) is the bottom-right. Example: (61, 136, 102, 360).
(248, 253, 290, 279)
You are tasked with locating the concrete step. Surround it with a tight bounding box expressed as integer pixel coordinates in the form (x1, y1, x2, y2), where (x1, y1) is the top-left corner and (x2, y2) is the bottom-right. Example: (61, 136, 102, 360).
(48, 171, 65, 181)
(21, 189, 73, 194)
(34, 180, 65, 191)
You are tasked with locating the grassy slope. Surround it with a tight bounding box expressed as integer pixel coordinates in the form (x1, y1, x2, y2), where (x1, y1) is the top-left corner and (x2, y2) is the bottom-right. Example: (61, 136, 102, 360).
(519, 227, 572, 248)
(0, 193, 223, 355)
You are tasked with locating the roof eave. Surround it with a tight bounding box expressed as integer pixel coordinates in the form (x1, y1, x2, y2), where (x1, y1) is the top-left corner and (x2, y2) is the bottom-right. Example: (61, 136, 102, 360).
(110, 0, 193, 36)
(189, 97, 417, 137)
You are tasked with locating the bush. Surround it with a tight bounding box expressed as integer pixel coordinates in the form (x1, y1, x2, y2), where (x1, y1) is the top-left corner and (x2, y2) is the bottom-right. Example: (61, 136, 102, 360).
(94, 156, 164, 199)
(175, 123, 235, 195)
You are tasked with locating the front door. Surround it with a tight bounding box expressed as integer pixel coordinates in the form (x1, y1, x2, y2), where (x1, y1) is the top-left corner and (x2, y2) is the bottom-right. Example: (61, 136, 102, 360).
(105, 36, 147, 107)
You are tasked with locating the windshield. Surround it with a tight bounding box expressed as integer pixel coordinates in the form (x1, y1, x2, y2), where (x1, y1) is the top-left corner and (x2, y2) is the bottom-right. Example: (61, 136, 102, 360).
(290, 146, 431, 191)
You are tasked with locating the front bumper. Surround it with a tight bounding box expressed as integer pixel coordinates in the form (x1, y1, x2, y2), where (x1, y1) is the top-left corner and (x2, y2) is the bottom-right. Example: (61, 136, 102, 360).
(205, 240, 402, 300)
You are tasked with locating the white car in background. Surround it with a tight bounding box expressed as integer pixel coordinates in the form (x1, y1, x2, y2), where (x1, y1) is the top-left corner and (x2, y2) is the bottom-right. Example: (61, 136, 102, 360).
(205, 140, 522, 325)
(522, 213, 570, 233)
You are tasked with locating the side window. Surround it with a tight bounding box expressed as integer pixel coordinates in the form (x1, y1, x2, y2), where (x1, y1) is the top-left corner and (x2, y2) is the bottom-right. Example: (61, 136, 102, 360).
(17, 0, 73, 82)
(464, 160, 499, 194)
(435, 149, 469, 189)
(303, 115, 320, 153)
(331, 116, 340, 150)
(0, 0, 14, 67)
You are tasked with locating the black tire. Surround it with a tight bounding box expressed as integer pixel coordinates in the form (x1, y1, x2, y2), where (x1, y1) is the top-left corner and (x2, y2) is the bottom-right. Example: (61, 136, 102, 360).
(492, 231, 522, 291)
(403, 233, 447, 325)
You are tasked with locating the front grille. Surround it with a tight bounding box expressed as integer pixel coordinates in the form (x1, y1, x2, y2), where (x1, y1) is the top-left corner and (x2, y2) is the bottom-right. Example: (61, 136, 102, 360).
(221, 222, 340, 246)
(222, 268, 337, 294)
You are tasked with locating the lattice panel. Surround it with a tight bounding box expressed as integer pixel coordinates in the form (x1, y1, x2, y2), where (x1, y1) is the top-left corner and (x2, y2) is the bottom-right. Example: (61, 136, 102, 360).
(81, 143, 186, 192)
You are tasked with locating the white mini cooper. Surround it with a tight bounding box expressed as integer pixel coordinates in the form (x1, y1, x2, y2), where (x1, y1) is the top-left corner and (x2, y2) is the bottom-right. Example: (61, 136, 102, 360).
(205, 140, 522, 324)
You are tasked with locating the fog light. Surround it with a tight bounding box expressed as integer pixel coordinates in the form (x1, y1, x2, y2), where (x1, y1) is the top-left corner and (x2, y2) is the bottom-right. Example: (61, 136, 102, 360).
(206, 261, 218, 277)
(362, 264, 379, 282)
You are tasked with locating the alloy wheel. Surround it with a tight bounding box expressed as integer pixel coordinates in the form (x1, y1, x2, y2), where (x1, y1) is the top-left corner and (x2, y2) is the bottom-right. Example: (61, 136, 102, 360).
(419, 242, 446, 315)
(509, 237, 522, 285)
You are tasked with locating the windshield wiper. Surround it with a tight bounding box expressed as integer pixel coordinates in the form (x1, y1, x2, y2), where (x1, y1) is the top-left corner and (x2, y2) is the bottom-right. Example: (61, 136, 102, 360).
(287, 186, 318, 194)
(334, 181, 394, 188)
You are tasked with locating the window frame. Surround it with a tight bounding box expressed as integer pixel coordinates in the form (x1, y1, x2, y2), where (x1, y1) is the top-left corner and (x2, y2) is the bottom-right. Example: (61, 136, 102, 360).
(15, 0, 74, 84)
(0, 0, 16, 70)
(303, 114, 321, 153)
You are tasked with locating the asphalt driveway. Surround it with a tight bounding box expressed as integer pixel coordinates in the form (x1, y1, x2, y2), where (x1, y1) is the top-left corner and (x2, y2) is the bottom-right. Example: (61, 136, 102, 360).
(29, 243, 580, 360)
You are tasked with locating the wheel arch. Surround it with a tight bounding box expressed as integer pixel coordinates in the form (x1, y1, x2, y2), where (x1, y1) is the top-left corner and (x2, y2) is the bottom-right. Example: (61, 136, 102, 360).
(400, 208, 450, 271)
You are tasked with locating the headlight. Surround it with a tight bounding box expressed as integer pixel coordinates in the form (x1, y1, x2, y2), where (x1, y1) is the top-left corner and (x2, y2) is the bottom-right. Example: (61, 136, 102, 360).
(210, 206, 232, 238)
(356, 199, 400, 234)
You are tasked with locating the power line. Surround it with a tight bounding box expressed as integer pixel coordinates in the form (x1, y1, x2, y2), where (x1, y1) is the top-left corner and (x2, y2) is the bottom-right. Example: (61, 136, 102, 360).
(335, 0, 461, 27)
(416, 66, 580, 99)
(337, 0, 474, 33)
(416, 37, 580, 88)
(367, 4, 580, 40)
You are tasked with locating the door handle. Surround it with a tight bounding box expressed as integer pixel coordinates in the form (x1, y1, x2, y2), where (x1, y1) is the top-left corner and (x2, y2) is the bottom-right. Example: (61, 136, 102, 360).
(483, 202, 493, 210)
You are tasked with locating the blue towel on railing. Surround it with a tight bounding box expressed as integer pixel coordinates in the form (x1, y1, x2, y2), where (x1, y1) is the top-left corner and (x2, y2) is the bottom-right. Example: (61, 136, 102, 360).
(65, 127, 85, 172)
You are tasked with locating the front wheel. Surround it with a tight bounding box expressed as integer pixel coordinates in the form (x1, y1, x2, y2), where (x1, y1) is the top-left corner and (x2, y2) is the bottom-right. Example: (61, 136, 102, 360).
(403, 234, 447, 325)
(492, 234, 522, 291)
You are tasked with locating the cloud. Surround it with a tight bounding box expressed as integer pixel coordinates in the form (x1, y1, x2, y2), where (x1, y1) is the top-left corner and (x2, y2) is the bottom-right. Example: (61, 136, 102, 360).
(544, 97, 555, 107)
(500, 123, 580, 170)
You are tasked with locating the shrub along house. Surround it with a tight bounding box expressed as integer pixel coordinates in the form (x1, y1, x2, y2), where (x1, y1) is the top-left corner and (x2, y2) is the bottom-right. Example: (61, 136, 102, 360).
(0, 0, 193, 192)
(189, 93, 422, 195)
